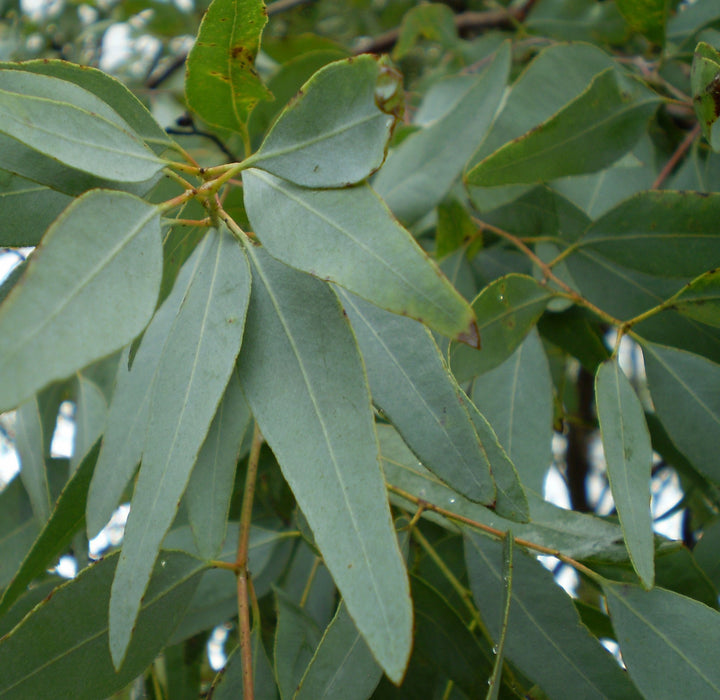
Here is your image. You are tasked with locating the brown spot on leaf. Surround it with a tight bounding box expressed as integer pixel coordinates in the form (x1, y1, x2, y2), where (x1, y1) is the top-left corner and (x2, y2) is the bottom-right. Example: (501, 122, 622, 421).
(457, 319, 481, 349)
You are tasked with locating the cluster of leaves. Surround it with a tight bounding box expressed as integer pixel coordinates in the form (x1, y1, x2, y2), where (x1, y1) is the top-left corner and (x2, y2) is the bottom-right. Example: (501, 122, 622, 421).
(2, 0, 720, 698)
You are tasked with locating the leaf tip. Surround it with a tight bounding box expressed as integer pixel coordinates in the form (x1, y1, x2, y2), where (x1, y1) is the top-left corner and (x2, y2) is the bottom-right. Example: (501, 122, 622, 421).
(457, 319, 481, 349)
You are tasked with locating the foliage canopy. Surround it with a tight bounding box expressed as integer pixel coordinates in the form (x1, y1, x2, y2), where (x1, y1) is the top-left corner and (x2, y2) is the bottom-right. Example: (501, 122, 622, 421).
(2, 0, 720, 697)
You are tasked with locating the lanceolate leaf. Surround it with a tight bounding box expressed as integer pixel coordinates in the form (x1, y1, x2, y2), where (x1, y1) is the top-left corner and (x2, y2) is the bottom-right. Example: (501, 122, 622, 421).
(247, 55, 401, 188)
(185, 0, 272, 134)
(185, 370, 252, 559)
(0, 552, 206, 699)
(450, 274, 554, 381)
(243, 170, 479, 346)
(295, 601, 382, 700)
(665, 268, 720, 326)
(642, 341, 720, 484)
(109, 227, 250, 669)
(486, 532, 513, 700)
(464, 533, 642, 699)
(0, 190, 162, 412)
(15, 396, 50, 523)
(595, 360, 654, 588)
(86, 240, 209, 539)
(574, 190, 720, 278)
(604, 582, 720, 698)
(336, 288, 495, 504)
(237, 247, 412, 683)
(466, 68, 659, 187)
(373, 43, 510, 225)
(0, 84, 163, 183)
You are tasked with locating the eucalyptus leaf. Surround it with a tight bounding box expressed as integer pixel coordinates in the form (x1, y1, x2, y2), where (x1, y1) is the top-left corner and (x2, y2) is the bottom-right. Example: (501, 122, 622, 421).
(666, 268, 720, 327)
(109, 227, 250, 669)
(243, 170, 479, 346)
(0, 190, 162, 412)
(237, 247, 413, 683)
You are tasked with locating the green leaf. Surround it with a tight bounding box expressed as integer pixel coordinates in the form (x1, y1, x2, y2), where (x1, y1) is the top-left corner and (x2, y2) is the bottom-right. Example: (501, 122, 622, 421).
(466, 68, 659, 187)
(666, 268, 720, 326)
(237, 247, 412, 683)
(0, 477, 40, 591)
(616, 0, 668, 44)
(574, 191, 720, 278)
(642, 341, 720, 484)
(15, 396, 51, 523)
(465, 532, 642, 699)
(604, 582, 720, 698)
(472, 329, 554, 494)
(185, 0, 272, 135)
(0, 170, 72, 246)
(247, 55, 400, 188)
(70, 374, 107, 473)
(486, 532, 513, 700)
(0, 76, 164, 184)
(109, 227, 250, 669)
(336, 288, 495, 504)
(0, 60, 173, 154)
(450, 274, 554, 381)
(0, 190, 162, 412)
(0, 552, 206, 699)
(185, 370, 252, 559)
(274, 590, 323, 700)
(595, 360, 654, 588)
(243, 170, 479, 346)
(379, 424, 621, 558)
(295, 601, 382, 700)
(692, 42, 720, 150)
(0, 441, 100, 617)
(392, 2, 458, 58)
(373, 43, 509, 224)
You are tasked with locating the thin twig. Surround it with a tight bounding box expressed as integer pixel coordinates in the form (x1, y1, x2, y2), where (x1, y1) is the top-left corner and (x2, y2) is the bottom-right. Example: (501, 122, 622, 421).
(652, 123, 701, 189)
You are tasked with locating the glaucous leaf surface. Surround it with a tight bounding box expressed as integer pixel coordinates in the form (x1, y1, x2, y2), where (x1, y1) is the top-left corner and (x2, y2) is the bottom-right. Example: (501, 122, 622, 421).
(465, 533, 642, 699)
(109, 227, 250, 669)
(0, 190, 162, 412)
(295, 601, 382, 700)
(14, 396, 50, 523)
(0, 477, 39, 591)
(70, 374, 107, 473)
(237, 247, 412, 683)
(642, 341, 720, 484)
(472, 329, 554, 495)
(243, 169, 479, 346)
(466, 68, 659, 187)
(247, 55, 400, 187)
(0, 552, 206, 700)
(337, 288, 495, 504)
(185, 0, 272, 134)
(450, 274, 555, 381)
(605, 582, 720, 698)
(595, 360, 654, 588)
(373, 42, 510, 225)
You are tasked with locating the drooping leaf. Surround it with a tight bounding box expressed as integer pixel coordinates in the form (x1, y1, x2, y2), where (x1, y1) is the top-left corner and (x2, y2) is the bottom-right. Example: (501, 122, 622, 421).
(486, 532, 513, 700)
(185, 0, 272, 135)
(243, 170, 479, 346)
(642, 341, 720, 484)
(0, 552, 206, 699)
(472, 329, 554, 494)
(237, 247, 412, 683)
(573, 190, 720, 278)
(274, 590, 323, 700)
(336, 288, 495, 504)
(0, 190, 162, 412)
(0, 477, 40, 591)
(604, 582, 720, 698)
(0, 60, 173, 154)
(691, 42, 720, 151)
(379, 424, 621, 558)
(466, 68, 659, 187)
(185, 369, 252, 559)
(595, 360, 654, 588)
(14, 396, 51, 523)
(0, 441, 100, 616)
(373, 43, 510, 224)
(665, 268, 720, 327)
(109, 227, 250, 669)
(70, 374, 107, 473)
(616, 0, 668, 44)
(295, 601, 382, 700)
(246, 55, 401, 187)
(450, 274, 555, 381)
(465, 533, 642, 699)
